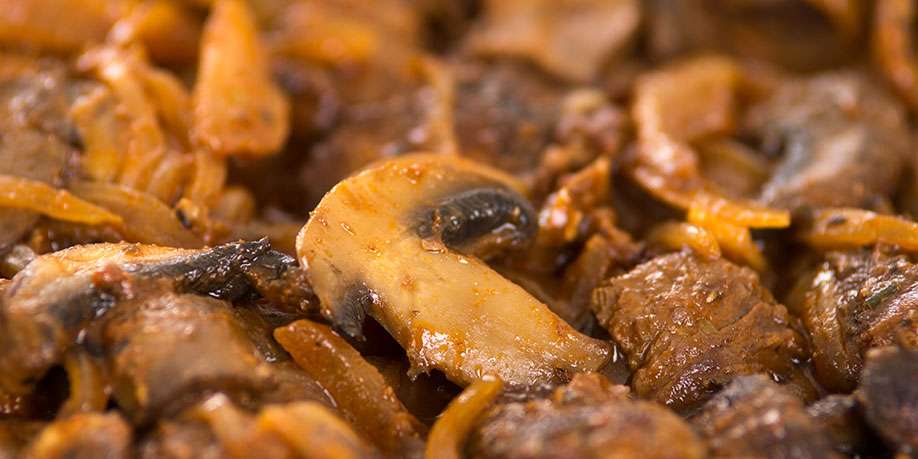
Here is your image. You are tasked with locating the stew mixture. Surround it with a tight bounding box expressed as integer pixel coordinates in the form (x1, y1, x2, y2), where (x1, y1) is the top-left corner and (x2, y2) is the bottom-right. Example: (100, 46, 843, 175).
(0, 1, 916, 458)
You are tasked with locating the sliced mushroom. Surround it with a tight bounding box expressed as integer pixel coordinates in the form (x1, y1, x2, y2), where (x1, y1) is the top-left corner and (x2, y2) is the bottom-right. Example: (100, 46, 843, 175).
(0, 239, 307, 394)
(298, 154, 611, 387)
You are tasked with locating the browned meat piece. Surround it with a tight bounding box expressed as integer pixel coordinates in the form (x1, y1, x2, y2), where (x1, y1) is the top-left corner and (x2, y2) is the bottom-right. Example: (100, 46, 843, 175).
(96, 292, 274, 424)
(297, 62, 452, 207)
(467, 373, 706, 459)
(0, 240, 310, 395)
(21, 413, 131, 459)
(0, 57, 78, 250)
(692, 375, 841, 459)
(591, 251, 813, 413)
(787, 247, 918, 392)
(858, 346, 918, 456)
(645, 0, 856, 71)
(452, 61, 565, 177)
(808, 395, 883, 457)
(744, 73, 910, 212)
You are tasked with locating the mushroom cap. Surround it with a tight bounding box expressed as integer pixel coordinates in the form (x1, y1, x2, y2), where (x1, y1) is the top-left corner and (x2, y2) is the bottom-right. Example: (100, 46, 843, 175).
(298, 153, 611, 387)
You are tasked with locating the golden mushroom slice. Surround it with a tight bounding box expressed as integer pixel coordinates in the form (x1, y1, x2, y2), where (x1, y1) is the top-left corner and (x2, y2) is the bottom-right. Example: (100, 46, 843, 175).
(298, 154, 611, 387)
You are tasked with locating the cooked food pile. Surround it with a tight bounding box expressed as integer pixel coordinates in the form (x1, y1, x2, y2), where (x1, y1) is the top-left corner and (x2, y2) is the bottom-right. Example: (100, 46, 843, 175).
(0, 1, 916, 458)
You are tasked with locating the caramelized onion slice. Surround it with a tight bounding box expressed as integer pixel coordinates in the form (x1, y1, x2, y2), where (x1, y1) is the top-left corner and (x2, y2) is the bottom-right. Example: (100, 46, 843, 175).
(274, 319, 425, 458)
(0, 175, 122, 226)
(70, 87, 126, 183)
(646, 222, 721, 259)
(631, 56, 788, 232)
(192, 0, 289, 157)
(69, 181, 202, 248)
(0, 0, 120, 53)
(298, 154, 610, 387)
(110, 0, 201, 66)
(798, 208, 918, 251)
(425, 377, 503, 459)
(631, 56, 738, 206)
(874, 0, 918, 109)
(58, 349, 108, 418)
(78, 45, 167, 191)
(22, 412, 131, 459)
(189, 394, 380, 459)
(688, 203, 767, 271)
(691, 192, 790, 229)
(258, 402, 381, 459)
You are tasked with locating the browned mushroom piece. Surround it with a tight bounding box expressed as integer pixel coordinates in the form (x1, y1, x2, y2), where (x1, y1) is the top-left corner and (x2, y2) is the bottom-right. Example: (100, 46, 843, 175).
(467, 373, 707, 459)
(0, 239, 309, 394)
(20, 412, 132, 459)
(808, 395, 882, 457)
(786, 247, 918, 392)
(857, 346, 918, 456)
(464, 0, 640, 83)
(691, 375, 841, 459)
(298, 153, 610, 387)
(743, 72, 910, 212)
(591, 251, 813, 413)
(644, 0, 857, 71)
(0, 55, 78, 251)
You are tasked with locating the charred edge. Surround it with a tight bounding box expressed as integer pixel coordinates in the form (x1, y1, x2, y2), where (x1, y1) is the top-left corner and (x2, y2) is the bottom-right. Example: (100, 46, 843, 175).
(241, 248, 298, 287)
(331, 283, 376, 339)
(134, 239, 276, 301)
(416, 188, 537, 251)
(46, 285, 117, 334)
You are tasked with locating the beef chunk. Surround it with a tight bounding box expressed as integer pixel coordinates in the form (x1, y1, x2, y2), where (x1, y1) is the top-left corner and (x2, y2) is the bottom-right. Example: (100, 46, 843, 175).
(692, 375, 840, 459)
(745, 73, 909, 212)
(453, 61, 564, 176)
(467, 373, 706, 459)
(788, 247, 918, 392)
(98, 292, 274, 424)
(807, 395, 882, 457)
(858, 346, 918, 455)
(592, 251, 812, 412)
